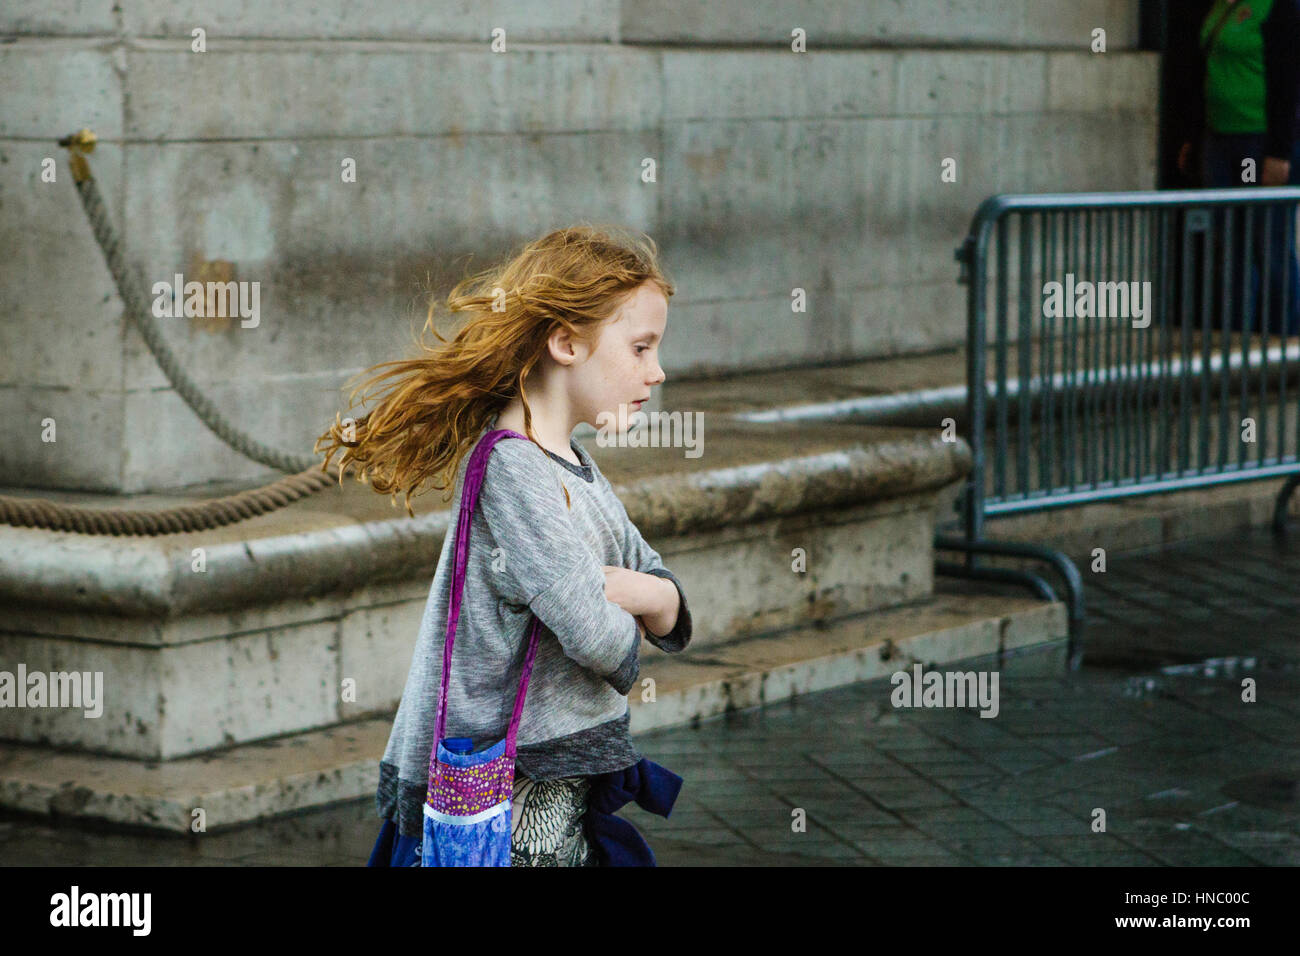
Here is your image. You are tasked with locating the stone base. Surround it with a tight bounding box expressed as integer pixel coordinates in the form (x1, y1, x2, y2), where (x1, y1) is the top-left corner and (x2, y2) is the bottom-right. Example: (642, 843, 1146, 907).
(0, 419, 970, 760)
(0, 589, 1063, 833)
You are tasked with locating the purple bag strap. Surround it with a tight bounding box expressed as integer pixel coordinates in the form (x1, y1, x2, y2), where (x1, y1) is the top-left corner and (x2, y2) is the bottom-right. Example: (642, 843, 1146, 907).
(434, 428, 544, 758)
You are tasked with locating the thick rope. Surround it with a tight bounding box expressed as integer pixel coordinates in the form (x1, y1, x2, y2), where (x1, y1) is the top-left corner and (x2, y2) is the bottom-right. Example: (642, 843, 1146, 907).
(0, 469, 338, 536)
(0, 130, 340, 536)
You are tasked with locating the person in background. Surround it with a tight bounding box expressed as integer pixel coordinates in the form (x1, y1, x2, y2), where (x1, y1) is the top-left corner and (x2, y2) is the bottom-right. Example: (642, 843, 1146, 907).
(1178, 0, 1300, 337)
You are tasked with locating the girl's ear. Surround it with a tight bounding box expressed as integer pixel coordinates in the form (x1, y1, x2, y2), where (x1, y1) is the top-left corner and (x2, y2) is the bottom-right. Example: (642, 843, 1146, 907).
(546, 326, 578, 366)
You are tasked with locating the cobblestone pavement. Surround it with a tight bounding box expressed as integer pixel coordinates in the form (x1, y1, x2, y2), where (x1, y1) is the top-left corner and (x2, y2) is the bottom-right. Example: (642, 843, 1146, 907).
(2, 527, 1297, 866)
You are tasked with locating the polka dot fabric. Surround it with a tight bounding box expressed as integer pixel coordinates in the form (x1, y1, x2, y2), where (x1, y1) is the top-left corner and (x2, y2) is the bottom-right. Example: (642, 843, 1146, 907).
(426, 752, 514, 816)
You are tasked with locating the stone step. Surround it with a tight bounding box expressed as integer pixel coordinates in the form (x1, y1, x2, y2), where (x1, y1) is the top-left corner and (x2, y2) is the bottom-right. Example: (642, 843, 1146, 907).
(662, 345, 967, 425)
(0, 418, 970, 760)
(0, 585, 1063, 833)
(631, 585, 1063, 733)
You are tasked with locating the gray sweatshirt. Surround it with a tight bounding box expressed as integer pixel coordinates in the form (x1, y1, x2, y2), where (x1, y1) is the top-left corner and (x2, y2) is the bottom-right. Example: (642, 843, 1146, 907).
(377, 413, 693, 837)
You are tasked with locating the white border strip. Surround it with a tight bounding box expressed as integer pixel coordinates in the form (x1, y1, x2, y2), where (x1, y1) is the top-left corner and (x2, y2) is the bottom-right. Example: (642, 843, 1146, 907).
(423, 799, 510, 826)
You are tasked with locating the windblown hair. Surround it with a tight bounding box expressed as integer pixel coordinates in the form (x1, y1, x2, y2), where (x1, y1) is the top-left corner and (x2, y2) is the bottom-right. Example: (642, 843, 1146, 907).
(314, 224, 674, 516)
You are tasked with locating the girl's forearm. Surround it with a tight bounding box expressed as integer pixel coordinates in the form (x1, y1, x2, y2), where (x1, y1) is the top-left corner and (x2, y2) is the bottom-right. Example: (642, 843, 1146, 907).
(639, 574, 680, 638)
(602, 567, 680, 636)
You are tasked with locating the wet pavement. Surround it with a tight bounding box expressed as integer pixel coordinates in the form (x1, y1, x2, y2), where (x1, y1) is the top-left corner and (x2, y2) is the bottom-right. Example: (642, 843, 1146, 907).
(2, 526, 1297, 866)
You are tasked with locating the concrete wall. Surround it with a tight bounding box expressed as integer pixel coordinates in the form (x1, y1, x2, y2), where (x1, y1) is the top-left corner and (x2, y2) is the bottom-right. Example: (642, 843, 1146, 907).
(1, 1, 1157, 491)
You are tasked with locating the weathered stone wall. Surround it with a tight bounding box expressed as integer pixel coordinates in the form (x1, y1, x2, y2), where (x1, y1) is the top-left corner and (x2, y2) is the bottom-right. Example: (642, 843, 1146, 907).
(1, 1, 1156, 490)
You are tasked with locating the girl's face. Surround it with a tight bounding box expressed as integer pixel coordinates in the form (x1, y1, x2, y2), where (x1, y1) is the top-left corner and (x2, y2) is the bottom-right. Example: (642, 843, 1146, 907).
(568, 281, 668, 431)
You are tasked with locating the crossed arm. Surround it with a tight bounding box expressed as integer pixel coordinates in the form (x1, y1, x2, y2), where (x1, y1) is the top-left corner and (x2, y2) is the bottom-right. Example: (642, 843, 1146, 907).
(601, 566, 681, 639)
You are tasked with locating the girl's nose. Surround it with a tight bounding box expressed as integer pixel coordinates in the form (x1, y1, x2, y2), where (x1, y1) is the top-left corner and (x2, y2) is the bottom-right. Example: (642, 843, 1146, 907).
(648, 362, 666, 386)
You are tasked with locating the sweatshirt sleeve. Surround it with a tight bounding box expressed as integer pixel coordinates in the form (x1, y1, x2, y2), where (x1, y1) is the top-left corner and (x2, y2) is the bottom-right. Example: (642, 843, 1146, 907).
(598, 473, 693, 654)
(478, 440, 641, 694)
(1262, 0, 1300, 161)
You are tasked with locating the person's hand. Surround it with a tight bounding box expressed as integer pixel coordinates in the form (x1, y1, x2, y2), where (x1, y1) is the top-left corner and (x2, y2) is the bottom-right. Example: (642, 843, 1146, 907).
(1177, 141, 1192, 176)
(1262, 156, 1291, 187)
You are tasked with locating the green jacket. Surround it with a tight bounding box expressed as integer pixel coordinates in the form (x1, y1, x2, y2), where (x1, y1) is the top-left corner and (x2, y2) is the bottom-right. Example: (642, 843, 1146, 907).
(1195, 0, 1300, 158)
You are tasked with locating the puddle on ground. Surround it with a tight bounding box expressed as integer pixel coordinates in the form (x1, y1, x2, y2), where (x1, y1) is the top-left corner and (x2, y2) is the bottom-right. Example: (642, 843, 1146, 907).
(1118, 655, 1295, 699)
(1159, 656, 1258, 678)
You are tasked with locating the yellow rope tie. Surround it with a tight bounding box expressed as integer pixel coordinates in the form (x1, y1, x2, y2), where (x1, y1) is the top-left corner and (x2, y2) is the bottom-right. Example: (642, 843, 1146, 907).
(57, 128, 97, 183)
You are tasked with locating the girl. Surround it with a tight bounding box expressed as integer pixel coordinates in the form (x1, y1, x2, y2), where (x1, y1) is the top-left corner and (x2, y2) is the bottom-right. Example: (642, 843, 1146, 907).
(317, 225, 693, 866)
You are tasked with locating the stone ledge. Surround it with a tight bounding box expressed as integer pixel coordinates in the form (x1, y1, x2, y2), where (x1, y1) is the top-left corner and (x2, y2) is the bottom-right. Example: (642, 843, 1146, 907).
(0, 588, 1061, 833)
(0, 719, 388, 835)
(0, 420, 970, 617)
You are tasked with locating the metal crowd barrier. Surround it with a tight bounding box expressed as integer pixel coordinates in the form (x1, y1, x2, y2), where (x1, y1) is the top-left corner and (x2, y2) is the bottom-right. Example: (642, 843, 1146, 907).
(937, 187, 1300, 669)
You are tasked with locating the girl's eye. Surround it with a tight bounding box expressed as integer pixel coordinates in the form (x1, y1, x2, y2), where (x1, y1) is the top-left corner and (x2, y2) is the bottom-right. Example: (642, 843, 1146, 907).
(635, 346, 649, 354)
